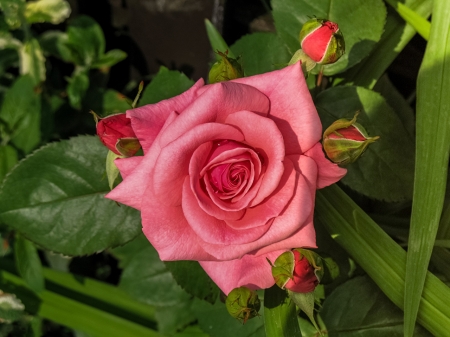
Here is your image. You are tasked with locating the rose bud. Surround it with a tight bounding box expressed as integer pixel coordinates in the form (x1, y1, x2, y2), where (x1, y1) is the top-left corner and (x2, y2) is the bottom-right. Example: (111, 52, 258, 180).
(299, 18, 345, 65)
(323, 112, 380, 165)
(208, 50, 244, 84)
(225, 286, 260, 323)
(269, 248, 323, 293)
(93, 112, 141, 157)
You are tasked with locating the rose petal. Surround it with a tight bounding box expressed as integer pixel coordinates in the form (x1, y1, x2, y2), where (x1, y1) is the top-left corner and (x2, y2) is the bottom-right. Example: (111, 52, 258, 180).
(153, 123, 245, 207)
(182, 178, 271, 245)
(225, 111, 285, 205)
(200, 250, 284, 295)
(200, 158, 313, 260)
(114, 156, 143, 180)
(232, 62, 321, 155)
(127, 79, 205, 153)
(158, 81, 270, 148)
(106, 111, 180, 209)
(303, 143, 347, 188)
(190, 142, 245, 221)
(141, 196, 216, 261)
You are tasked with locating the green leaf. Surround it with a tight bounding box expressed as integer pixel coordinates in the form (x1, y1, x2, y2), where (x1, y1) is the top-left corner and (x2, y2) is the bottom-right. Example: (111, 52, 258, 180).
(0, 135, 141, 256)
(119, 243, 190, 307)
(39, 31, 74, 63)
(405, 1, 450, 336)
(0, 31, 22, 49)
(321, 276, 432, 336)
(164, 260, 220, 304)
(91, 49, 127, 69)
(271, 0, 387, 75)
(19, 38, 46, 84)
(315, 86, 415, 201)
(139, 67, 194, 106)
(0, 145, 18, 182)
(24, 0, 71, 25)
(230, 33, 291, 76)
(67, 69, 89, 110)
(192, 296, 265, 337)
(264, 286, 301, 337)
(337, 0, 432, 88)
(110, 233, 149, 269)
(0, 75, 41, 153)
(0, 0, 25, 29)
(66, 15, 105, 66)
(154, 301, 196, 335)
(14, 234, 45, 293)
(102, 89, 131, 115)
(204, 18, 234, 59)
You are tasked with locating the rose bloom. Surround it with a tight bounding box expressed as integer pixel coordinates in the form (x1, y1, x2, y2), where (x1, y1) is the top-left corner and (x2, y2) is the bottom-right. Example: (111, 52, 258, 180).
(106, 63, 346, 295)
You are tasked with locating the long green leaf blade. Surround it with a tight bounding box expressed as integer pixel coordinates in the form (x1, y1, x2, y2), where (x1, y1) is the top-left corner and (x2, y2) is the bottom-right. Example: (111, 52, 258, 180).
(385, 0, 430, 40)
(405, 1, 450, 336)
(316, 185, 450, 337)
(264, 286, 302, 337)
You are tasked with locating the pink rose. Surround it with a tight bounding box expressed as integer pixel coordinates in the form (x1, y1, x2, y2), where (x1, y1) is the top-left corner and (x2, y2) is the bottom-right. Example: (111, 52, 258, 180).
(106, 63, 346, 295)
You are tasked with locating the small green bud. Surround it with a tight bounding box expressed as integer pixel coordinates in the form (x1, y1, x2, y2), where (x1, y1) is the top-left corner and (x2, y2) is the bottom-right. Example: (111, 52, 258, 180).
(323, 112, 380, 165)
(208, 50, 244, 84)
(225, 286, 260, 323)
(299, 18, 345, 65)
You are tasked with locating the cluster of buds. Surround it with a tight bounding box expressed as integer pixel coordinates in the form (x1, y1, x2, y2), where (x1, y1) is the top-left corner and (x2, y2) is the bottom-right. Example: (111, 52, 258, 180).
(92, 112, 141, 158)
(323, 112, 380, 165)
(208, 50, 244, 84)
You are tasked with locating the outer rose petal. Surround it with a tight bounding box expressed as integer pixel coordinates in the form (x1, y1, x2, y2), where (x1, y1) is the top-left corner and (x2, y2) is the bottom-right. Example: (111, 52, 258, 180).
(232, 62, 321, 155)
(127, 79, 205, 153)
(200, 250, 285, 295)
(106, 111, 180, 209)
(303, 143, 347, 188)
(114, 156, 143, 180)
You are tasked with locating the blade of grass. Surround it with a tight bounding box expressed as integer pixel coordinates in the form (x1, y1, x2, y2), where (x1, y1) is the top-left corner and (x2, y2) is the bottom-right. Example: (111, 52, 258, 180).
(204, 19, 235, 59)
(316, 185, 450, 337)
(264, 286, 302, 337)
(385, 0, 430, 40)
(405, 0, 450, 336)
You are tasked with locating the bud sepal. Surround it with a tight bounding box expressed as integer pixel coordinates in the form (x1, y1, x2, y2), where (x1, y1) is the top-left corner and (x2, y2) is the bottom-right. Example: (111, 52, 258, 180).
(208, 50, 244, 84)
(225, 286, 261, 324)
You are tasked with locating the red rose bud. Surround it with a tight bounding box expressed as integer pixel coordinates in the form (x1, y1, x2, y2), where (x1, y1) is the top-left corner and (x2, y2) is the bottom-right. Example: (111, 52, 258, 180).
(323, 112, 380, 165)
(225, 286, 260, 323)
(94, 112, 141, 157)
(208, 50, 244, 84)
(270, 249, 323, 293)
(299, 18, 345, 65)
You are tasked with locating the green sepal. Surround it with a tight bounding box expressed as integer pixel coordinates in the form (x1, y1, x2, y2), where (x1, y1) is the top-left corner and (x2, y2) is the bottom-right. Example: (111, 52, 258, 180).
(321, 30, 345, 64)
(298, 18, 323, 44)
(268, 250, 295, 289)
(225, 286, 261, 324)
(105, 150, 123, 190)
(288, 290, 322, 335)
(288, 49, 317, 74)
(115, 138, 141, 157)
(208, 50, 244, 84)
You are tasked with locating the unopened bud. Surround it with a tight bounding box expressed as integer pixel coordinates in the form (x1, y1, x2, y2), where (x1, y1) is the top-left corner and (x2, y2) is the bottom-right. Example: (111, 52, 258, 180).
(323, 112, 379, 165)
(269, 249, 323, 293)
(209, 50, 244, 84)
(225, 286, 260, 323)
(92, 112, 141, 157)
(299, 18, 345, 65)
